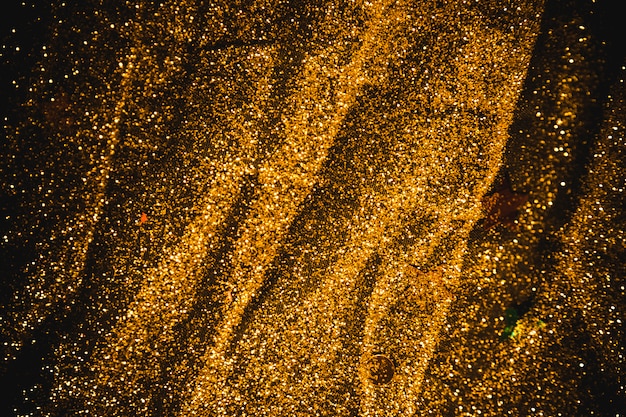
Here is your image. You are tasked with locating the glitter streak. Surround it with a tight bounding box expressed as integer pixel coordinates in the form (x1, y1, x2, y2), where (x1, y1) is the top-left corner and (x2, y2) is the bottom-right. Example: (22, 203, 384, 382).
(2, 1, 624, 416)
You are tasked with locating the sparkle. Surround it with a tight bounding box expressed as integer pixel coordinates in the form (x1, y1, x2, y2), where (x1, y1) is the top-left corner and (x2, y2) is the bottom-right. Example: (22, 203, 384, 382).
(1, 1, 624, 416)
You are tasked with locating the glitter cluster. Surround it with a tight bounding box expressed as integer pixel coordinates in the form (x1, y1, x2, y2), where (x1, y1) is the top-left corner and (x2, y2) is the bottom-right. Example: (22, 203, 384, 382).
(1, 0, 624, 416)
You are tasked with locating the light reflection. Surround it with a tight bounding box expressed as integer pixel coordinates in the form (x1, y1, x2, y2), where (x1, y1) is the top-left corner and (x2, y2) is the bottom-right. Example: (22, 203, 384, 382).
(0, 1, 624, 416)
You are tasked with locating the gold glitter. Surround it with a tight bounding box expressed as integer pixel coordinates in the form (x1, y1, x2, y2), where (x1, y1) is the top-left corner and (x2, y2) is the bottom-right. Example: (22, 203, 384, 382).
(1, 1, 624, 416)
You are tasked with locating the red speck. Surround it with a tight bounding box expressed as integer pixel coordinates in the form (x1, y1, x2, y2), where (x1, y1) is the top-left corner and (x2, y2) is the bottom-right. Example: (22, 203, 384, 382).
(139, 212, 148, 225)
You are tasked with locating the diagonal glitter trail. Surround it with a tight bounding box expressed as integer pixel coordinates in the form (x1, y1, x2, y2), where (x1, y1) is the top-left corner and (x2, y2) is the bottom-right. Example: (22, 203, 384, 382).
(0, 19, 140, 366)
(72, 44, 280, 414)
(178, 1, 414, 414)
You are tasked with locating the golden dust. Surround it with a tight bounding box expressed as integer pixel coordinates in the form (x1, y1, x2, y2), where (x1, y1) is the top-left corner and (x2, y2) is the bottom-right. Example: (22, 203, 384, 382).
(1, 1, 623, 416)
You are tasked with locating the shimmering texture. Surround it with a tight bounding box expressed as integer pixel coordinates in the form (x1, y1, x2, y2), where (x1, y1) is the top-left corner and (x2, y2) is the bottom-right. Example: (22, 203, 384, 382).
(0, 0, 624, 416)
